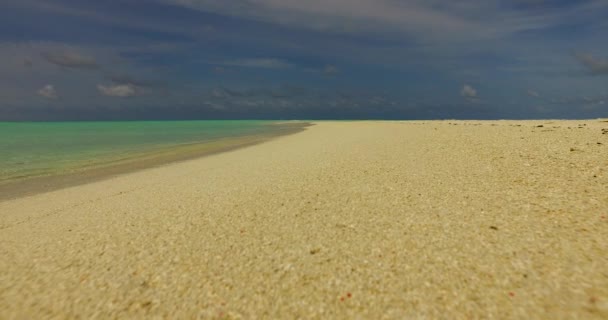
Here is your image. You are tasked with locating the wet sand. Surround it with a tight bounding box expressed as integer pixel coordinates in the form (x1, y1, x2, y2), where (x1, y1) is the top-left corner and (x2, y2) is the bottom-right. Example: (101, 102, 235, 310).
(1, 120, 607, 319)
(0, 122, 309, 201)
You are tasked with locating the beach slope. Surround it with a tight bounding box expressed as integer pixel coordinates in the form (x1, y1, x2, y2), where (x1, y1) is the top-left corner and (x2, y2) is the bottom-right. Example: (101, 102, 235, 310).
(1, 121, 607, 318)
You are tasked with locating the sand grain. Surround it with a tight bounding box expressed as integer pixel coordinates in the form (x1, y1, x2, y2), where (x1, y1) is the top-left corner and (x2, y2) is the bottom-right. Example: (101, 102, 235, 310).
(1, 121, 607, 319)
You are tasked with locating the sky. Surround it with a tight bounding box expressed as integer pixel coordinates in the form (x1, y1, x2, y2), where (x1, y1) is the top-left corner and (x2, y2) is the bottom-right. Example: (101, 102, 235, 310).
(1, 0, 607, 120)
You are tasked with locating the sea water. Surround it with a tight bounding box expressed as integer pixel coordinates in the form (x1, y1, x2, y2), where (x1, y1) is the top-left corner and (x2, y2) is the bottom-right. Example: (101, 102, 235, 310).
(0, 120, 284, 182)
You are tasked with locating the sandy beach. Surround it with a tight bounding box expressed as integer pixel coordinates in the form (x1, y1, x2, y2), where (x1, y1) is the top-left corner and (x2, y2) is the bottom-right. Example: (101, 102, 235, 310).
(1, 120, 607, 319)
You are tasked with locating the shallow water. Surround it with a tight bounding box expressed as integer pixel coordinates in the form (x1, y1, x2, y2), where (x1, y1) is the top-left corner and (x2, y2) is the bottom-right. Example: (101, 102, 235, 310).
(0, 121, 283, 182)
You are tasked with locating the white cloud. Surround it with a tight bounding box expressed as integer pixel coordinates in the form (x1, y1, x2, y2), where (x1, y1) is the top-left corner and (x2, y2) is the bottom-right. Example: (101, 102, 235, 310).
(323, 65, 339, 75)
(164, 0, 608, 42)
(109, 74, 158, 88)
(218, 58, 293, 69)
(461, 84, 477, 99)
(97, 84, 137, 97)
(37, 84, 58, 99)
(211, 88, 229, 98)
(575, 53, 608, 75)
(43, 51, 98, 69)
(0, 42, 159, 111)
(527, 90, 540, 97)
(168, 0, 473, 40)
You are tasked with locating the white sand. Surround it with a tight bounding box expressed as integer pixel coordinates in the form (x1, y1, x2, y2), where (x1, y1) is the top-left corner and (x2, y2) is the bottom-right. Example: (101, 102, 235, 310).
(1, 120, 607, 319)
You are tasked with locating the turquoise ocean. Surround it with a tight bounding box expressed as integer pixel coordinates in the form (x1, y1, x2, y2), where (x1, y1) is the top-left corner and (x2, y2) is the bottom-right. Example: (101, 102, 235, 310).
(0, 121, 287, 182)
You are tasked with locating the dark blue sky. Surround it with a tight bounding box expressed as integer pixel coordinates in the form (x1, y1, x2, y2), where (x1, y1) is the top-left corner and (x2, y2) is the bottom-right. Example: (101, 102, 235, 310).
(1, 0, 607, 120)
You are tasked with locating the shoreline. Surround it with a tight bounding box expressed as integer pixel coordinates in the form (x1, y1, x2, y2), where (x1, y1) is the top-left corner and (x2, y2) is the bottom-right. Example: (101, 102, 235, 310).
(1, 120, 606, 318)
(0, 121, 311, 201)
